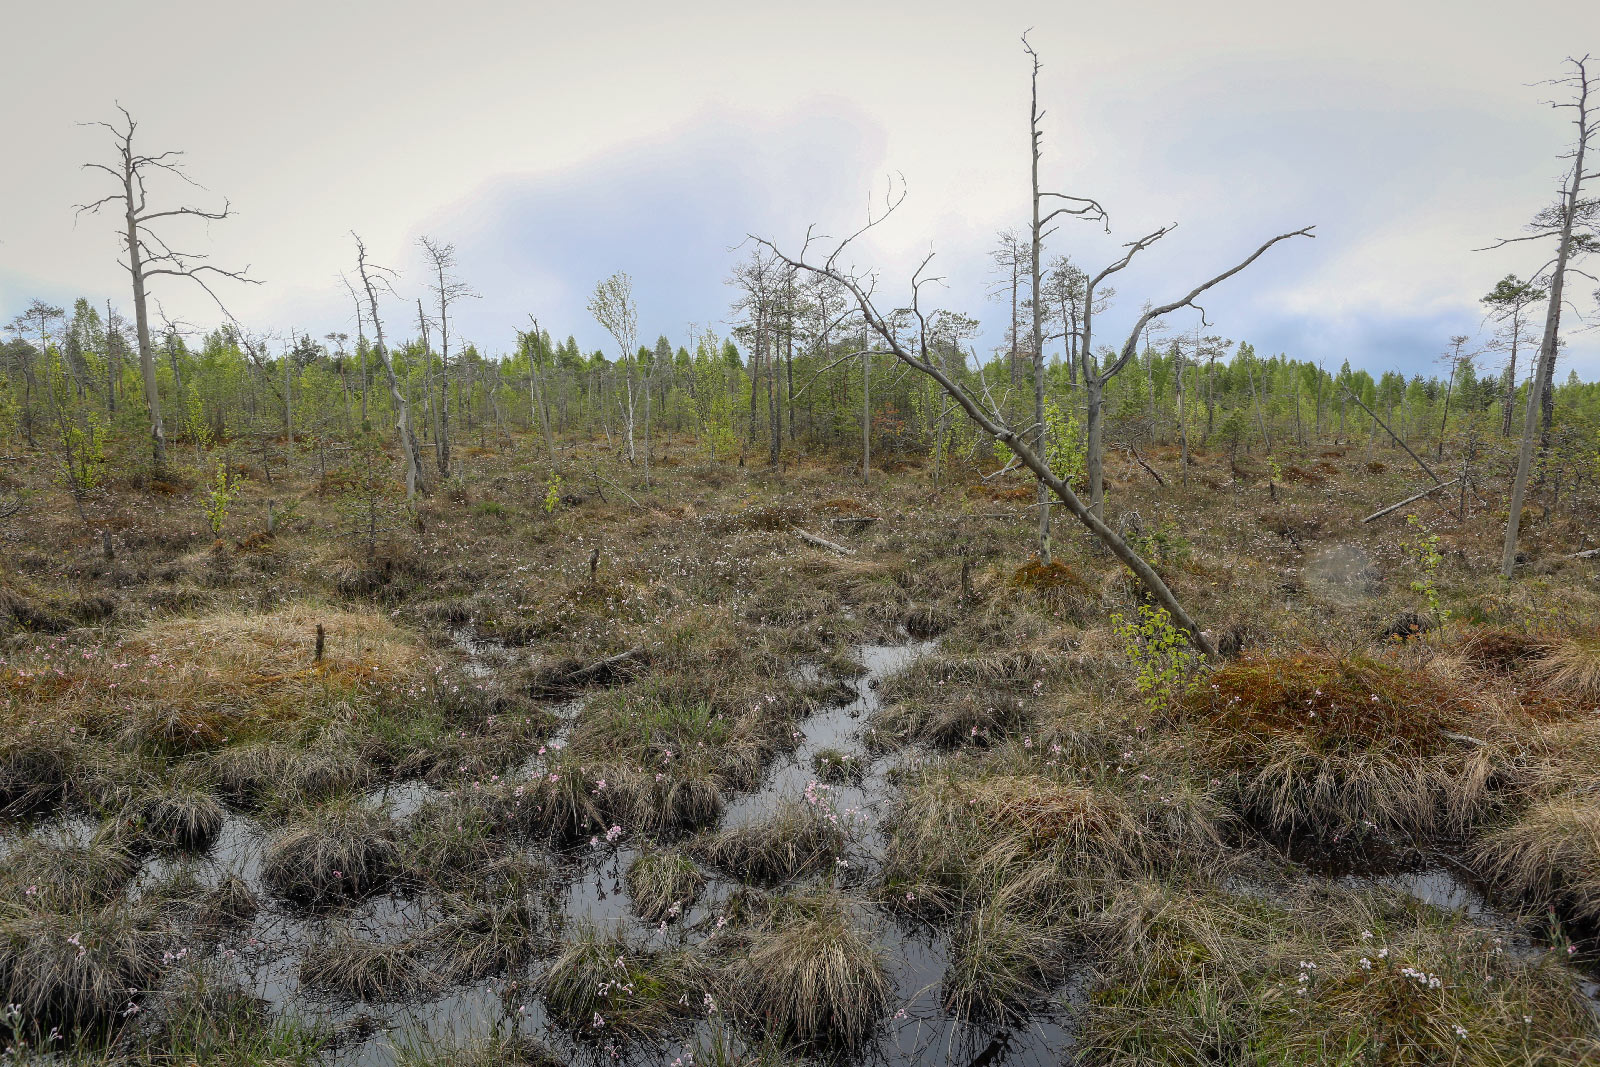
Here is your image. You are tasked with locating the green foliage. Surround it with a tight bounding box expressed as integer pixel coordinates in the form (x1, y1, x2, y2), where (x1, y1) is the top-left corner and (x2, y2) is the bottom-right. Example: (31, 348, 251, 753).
(1042, 396, 1085, 488)
(1127, 520, 1192, 568)
(1111, 604, 1206, 710)
(55, 409, 107, 499)
(1403, 513, 1450, 627)
(201, 458, 239, 537)
(543, 472, 563, 513)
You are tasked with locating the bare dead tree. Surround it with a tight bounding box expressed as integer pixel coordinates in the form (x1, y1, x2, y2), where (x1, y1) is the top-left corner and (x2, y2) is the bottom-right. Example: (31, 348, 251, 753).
(1024, 32, 1109, 563)
(1073, 222, 1313, 516)
(77, 105, 258, 468)
(351, 233, 424, 499)
(418, 237, 479, 478)
(1486, 56, 1599, 578)
(520, 316, 558, 467)
(987, 229, 1031, 388)
(751, 182, 1272, 657)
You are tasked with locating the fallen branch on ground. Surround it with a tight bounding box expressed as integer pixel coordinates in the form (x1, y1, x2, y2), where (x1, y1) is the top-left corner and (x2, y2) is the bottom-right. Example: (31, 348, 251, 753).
(794, 528, 856, 555)
(1361, 478, 1460, 524)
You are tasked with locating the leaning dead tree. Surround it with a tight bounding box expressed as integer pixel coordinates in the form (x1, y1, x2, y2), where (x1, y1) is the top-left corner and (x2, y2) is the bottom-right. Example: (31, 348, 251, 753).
(753, 183, 1311, 657)
(1484, 55, 1598, 579)
(77, 105, 258, 468)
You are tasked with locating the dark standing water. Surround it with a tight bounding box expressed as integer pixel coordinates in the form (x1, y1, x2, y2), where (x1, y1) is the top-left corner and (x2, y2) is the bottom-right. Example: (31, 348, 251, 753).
(6, 632, 1594, 1062)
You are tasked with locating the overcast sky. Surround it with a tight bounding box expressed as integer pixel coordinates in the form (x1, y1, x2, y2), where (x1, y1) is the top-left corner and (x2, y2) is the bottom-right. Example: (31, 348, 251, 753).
(3, 0, 1598, 380)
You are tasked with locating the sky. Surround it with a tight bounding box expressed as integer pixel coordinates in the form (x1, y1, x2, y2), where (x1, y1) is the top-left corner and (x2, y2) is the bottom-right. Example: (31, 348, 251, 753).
(2, 0, 1598, 381)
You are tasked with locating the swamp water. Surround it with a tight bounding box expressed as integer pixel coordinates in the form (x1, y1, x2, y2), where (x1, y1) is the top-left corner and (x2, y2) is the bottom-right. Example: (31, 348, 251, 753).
(3, 634, 1595, 1062)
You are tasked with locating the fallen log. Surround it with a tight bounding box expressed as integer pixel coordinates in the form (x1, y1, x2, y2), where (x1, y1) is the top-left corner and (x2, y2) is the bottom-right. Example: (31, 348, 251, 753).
(1342, 388, 1445, 486)
(563, 645, 644, 683)
(1570, 547, 1600, 560)
(1361, 478, 1460, 524)
(795, 528, 856, 555)
(1127, 445, 1167, 487)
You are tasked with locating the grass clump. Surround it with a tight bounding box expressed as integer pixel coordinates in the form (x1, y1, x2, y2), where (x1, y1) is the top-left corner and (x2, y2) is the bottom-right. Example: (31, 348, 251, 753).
(0, 726, 75, 818)
(811, 747, 865, 785)
(0, 834, 140, 912)
(1538, 632, 1600, 703)
(3, 603, 427, 750)
(1474, 795, 1600, 923)
(260, 800, 400, 906)
(695, 796, 848, 885)
(941, 872, 1074, 1023)
(428, 857, 553, 981)
(298, 927, 440, 1002)
(0, 905, 166, 1035)
(538, 924, 699, 1043)
(1080, 879, 1600, 1065)
(626, 847, 706, 923)
(125, 779, 227, 851)
(394, 1028, 561, 1067)
(1175, 651, 1493, 840)
(880, 750, 1221, 917)
(724, 887, 889, 1053)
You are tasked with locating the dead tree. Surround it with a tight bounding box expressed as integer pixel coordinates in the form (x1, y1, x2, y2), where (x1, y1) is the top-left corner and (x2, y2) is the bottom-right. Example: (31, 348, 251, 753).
(521, 316, 558, 467)
(1024, 33, 1109, 563)
(77, 106, 258, 468)
(351, 233, 424, 499)
(750, 182, 1299, 657)
(1486, 56, 1598, 578)
(418, 237, 478, 478)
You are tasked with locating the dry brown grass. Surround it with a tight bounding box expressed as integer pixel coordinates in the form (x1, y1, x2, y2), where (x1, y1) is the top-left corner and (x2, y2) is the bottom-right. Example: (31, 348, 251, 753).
(1, 603, 427, 746)
(1474, 794, 1600, 922)
(1174, 651, 1498, 839)
(1538, 633, 1600, 704)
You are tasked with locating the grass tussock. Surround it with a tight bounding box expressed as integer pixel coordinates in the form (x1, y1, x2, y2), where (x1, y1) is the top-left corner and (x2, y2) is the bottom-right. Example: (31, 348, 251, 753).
(1176, 651, 1495, 839)
(260, 801, 401, 906)
(394, 1029, 561, 1067)
(881, 751, 1224, 917)
(428, 858, 553, 981)
(2, 602, 426, 746)
(626, 847, 706, 923)
(1538, 633, 1600, 703)
(298, 927, 440, 1002)
(695, 796, 848, 885)
(811, 747, 865, 785)
(941, 871, 1075, 1023)
(1080, 879, 1600, 1065)
(125, 780, 227, 851)
(0, 905, 165, 1034)
(724, 887, 889, 1052)
(0, 835, 140, 912)
(538, 924, 699, 1042)
(1474, 795, 1600, 923)
(0, 727, 75, 818)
